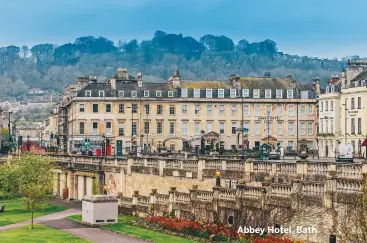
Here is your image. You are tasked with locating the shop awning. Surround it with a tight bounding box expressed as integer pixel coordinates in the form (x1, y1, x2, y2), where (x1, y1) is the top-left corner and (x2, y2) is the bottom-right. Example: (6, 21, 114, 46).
(361, 138, 367, 147)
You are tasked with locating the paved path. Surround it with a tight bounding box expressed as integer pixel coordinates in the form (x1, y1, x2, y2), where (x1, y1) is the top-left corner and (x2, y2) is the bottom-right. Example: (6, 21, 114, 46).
(44, 218, 147, 243)
(0, 209, 81, 232)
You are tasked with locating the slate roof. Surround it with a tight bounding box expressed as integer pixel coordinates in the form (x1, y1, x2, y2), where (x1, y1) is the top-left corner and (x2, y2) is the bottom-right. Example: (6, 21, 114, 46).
(351, 70, 367, 82)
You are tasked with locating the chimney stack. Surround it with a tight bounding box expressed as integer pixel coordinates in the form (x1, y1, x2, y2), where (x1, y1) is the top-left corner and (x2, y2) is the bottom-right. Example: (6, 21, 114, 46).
(137, 72, 142, 88)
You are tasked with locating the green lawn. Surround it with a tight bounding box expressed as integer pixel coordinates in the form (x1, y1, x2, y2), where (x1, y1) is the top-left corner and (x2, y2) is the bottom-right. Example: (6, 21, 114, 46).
(0, 199, 66, 226)
(67, 215, 199, 243)
(0, 224, 90, 243)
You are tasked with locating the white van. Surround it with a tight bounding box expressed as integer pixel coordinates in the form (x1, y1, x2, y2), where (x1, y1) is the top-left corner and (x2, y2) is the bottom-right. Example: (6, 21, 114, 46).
(336, 144, 354, 162)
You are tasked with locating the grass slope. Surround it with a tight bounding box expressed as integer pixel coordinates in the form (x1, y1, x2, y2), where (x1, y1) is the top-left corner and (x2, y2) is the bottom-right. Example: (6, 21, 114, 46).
(0, 224, 90, 243)
(67, 215, 198, 243)
(0, 199, 66, 226)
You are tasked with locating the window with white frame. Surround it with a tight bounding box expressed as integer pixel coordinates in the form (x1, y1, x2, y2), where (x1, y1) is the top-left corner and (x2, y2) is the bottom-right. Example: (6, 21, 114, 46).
(326, 86, 329, 93)
(169, 105, 175, 115)
(253, 89, 260, 98)
(170, 122, 175, 135)
(276, 89, 282, 98)
(220, 122, 225, 134)
(287, 90, 293, 98)
(308, 121, 313, 135)
(168, 91, 174, 97)
(231, 105, 237, 115)
(156, 90, 162, 97)
(195, 104, 200, 115)
(106, 122, 112, 136)
(300, 105, 305, 115)
(157, 122, 163, 135)
(79, 104, 85, 112)
(231, 122, 237, 134)
(85, 90, 91, 97)
(230, 89, 236, 98)
(206, 89, 212, 98)
(207, 105, 213, 116)
(243, 105, 249, 116)
(244, 122, 249, 134)
(194, 122, 200, 135)
(320, 120, 323, 133)
(118, 123, 125, 136)
(181, 88, 188, 98)
(321, 102, 323, 112)
(92, 122, 98, 135)
(182, 122, 188, 136)
(79, 122, 85, 135)
(99, 91, 105, 97)
(219, 105, 225, 115)
(131, 91, 137, 97)
(266, 105, 271, 114)
(255, 122, 261, 136)
(255, 104, 260, 116)
(242, 89, 249, 97)
(118, 90, 124, 97)
(144, 90, 149, 97)
(144, 122, 150, 134)
(218, 89, 224, 98)
(300, 122, 306, 136)
(325, 101, 328, 111)
(194, 89, 200, 98)
(277, 122, 283, 135)
(182, 104, 188, 115)
(308, 105, 313, 114)
(289, 122, 295, 135)
(277, 104, 282, 116)
(331, 119, 334, 133)
(266, 121, 272, 136)
(331, 86, 335, 93)
(206, 121, 213, 132)
(265, 89, 271, 98)
(289, 105, 294, 116)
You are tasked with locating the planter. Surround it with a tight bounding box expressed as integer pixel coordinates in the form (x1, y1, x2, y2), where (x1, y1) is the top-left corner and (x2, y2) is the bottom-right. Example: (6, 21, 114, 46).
(133, 191, 139, 195)
(298, 151, 309, 160)
(151, 189, 157, 194)
(192, 185, 198, 190)
(170, 187, 177, 192)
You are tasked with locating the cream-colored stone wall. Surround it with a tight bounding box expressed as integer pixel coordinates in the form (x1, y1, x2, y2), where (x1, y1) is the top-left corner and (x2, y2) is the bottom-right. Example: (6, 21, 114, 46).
(124, 173, 216, 197)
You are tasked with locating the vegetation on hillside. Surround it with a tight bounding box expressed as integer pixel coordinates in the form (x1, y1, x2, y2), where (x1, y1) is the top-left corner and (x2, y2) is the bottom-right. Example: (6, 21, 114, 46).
(0, 30, 344, 98)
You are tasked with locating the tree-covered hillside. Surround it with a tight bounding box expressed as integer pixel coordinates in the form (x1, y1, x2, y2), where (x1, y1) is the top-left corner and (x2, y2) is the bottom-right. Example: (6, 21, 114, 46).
(0, 30, 343, 99)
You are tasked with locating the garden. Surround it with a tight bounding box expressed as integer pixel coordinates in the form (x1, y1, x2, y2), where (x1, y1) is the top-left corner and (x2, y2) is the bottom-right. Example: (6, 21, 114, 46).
(130, 215, 305, 243)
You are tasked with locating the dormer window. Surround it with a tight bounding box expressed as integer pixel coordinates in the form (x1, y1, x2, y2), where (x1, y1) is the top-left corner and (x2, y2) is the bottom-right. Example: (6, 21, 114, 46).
(181, 88, 188, 98)
(131, 91, 137, 97)
(265, 89, 271, 98)
(144, 90, 150, 97)
(287, 90, 294, 98)
(253, 89, 260, 98)
(326, 86, 329, 93)
(99, 91, 105, 97)
(156, 90, 162, 97)
(118, 90, 124, 97)
(230, 89, 236, 98)
(355, 81, 360, 87)
(206, 89, 212, 98)
(330, 86, 335, 93)
(276, 89, 282, 98)
(85, 90, 91, 97)
(242, 89, 249, 97)
(193, 89, 200, 98)
(218, 89, 224, 98)
(362, 80, 366, 86)
(168, 91, 174, 97)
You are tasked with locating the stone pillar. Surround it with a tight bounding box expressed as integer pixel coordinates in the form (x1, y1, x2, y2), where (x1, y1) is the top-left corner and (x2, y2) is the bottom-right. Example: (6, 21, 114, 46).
(150, 189, 157, 216)
(271, 163, 277, 175)
(221, 160, 226, 171)
(73, 174, 78, 199)
(67, 171, 74, 200)
(261, 188, 267, 209)
(143, 158, 148, 167)
(168, 187, 176, 215)
(362, 161, 367, 173)
(212, 187, 219, 212)
(296, 162, 306, 177)
(127, 158, 133, 175)
(120, 169, 125, 196)
(132, 191, 139, 216)
(244, 160, 253, 182)
(291, 180, 301, 211)
(324, 171, 336, 209)
(83, 176, 87, 198)
(159, 160, 165, 177)
(197, 159, 204, 180)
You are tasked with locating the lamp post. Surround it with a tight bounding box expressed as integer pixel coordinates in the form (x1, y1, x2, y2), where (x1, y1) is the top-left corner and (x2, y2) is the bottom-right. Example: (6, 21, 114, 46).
(127, 105, 138, 155)
(215, 170, 221, 187)
(102, 134, 106, 157)
(200, 130, 205, 155)
(316, 137, 320, 160)
(27, 135, 30, 152)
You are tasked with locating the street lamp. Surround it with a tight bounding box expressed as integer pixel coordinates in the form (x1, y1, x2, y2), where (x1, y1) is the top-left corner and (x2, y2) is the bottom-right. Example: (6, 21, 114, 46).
(27, 135, 30, 152)
(215, 170, 221, 187)
(200, 130, 205, 155)
(316, 137, 320, 159)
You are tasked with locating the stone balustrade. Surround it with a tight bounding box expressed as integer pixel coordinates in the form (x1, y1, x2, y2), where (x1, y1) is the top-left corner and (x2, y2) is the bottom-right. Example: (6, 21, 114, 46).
(46, 154, 367, 188)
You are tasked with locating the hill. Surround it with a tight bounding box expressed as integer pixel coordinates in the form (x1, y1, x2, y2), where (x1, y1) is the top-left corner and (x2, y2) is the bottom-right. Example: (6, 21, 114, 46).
(0, 30, 343, 99)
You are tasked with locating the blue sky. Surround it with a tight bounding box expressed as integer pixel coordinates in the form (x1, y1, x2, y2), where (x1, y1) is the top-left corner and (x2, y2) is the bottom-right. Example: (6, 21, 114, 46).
(0, 0, 365, 58)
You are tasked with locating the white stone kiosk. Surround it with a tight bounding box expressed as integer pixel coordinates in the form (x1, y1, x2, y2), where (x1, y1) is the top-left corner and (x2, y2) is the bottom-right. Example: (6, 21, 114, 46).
(82, 195, 118, 226)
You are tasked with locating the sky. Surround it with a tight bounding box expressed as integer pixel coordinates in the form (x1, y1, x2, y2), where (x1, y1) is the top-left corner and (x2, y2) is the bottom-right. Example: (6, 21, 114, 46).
(0, 0, 366, 59)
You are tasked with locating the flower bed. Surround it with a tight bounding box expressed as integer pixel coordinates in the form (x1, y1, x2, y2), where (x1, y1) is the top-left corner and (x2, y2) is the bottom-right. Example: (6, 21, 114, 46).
(129, 216, 304, 243)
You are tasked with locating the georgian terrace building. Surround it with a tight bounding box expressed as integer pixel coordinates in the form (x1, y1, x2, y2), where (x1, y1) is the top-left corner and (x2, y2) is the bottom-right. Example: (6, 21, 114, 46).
(52, 68, 319, 155)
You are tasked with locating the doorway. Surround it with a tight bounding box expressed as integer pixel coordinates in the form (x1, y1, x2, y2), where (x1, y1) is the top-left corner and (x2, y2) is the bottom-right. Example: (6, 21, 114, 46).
(117, 140, 123, 156)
